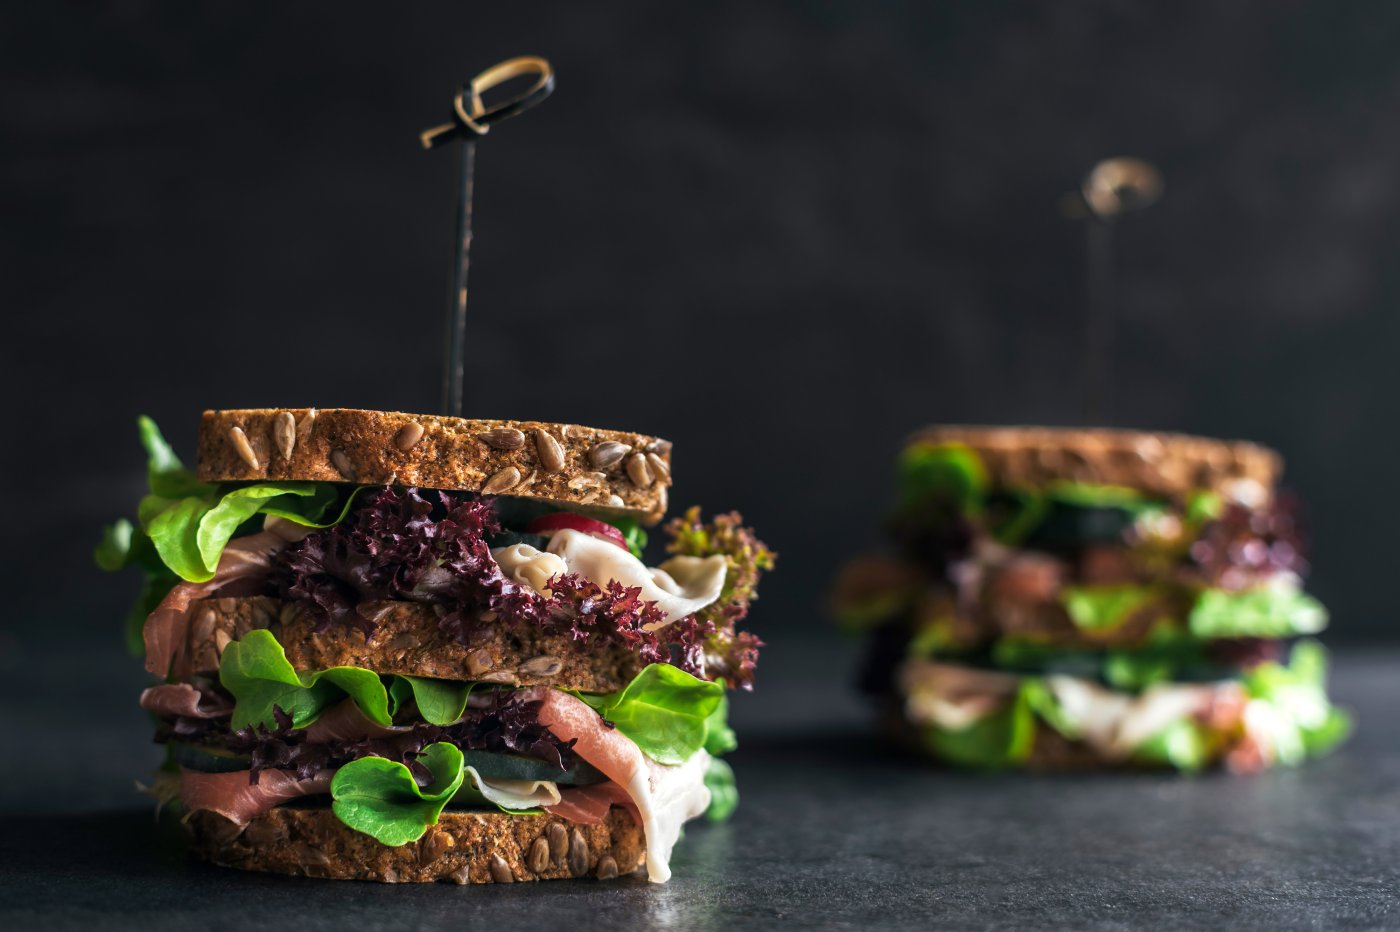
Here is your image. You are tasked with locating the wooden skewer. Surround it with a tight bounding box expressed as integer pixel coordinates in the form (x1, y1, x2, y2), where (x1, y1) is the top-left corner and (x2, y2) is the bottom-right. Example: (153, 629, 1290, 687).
(421, 56, 555, 418)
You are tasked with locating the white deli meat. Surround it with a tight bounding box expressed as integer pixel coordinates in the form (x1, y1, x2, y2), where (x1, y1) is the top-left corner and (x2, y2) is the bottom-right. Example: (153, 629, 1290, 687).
(492, 528, 727, 629)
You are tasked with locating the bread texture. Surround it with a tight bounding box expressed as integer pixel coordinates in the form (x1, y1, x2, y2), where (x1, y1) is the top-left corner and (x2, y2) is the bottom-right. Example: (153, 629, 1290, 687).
(187, 806, 645, 883)
(186, 596, 646, 693)
(908, 425, 1281, 500)
(197, 409, 673, 523)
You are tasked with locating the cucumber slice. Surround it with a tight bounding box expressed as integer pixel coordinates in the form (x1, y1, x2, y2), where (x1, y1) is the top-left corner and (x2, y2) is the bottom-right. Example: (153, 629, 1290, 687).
(171, 743, 252, 774)
(1023, 503, 1137, 550)
(460, 750, 604, 786)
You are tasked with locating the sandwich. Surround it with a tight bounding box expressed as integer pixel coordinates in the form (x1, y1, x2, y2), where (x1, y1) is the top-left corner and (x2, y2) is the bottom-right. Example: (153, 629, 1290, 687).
(97, 408, 773, 883)
(832, 426, 1349, 772)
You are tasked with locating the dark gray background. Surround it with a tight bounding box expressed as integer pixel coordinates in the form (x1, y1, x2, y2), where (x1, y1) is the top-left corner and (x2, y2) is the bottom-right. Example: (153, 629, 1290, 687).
(4, 0, 1398, 649)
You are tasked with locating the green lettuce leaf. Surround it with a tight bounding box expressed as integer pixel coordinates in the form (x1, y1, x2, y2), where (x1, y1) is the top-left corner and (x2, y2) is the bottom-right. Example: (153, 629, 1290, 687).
(220, 630, 389, 730)
(331, 742, 466, 846)
(1020, 678, 1081, 739)
(1189, 585, 1328, 639)
(1133, 719, 1212, 771)
(1242, 640, 1351, 763)
(94, 519, 134, 572)
(573, 663, 724, 765)
(608, 516, 649, 560)
(220, 630, 476, 730)
(393, 676, 474, 725)
(146, 481, 354, 583)
(925, 687, 1036, 768)
(1043, 481, 1155, 513)
(702, 693, 738, 756)
(1060, 585, 1158, 632)
(897, 442, 987, 515)
(139, 415, 216, 500)
(703, 756, 739, 822)
(99, 417, 362, 656)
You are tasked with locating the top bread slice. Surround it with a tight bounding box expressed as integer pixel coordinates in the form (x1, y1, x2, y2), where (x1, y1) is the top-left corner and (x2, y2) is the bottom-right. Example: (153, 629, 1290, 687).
(908, 425, 1281, 501)
(197, 409, 673, 523)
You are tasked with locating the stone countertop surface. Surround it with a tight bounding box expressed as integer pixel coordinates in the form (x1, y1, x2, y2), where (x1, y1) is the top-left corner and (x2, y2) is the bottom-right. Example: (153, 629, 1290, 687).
(1, 628, 1396, 931)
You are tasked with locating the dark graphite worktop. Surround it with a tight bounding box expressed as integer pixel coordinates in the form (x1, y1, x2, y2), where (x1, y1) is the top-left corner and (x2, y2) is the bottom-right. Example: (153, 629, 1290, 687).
(2, 629, 1396, 931)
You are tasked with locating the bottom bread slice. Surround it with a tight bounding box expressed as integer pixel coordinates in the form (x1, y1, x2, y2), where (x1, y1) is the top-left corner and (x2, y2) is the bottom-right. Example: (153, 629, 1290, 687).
(187, 806, 646, 883)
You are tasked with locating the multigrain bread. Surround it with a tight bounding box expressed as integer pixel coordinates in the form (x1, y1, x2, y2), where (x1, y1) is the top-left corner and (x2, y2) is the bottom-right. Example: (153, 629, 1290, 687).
(197, 409, 674, 523)
(187, 806, 645, 883)
(908, 425, 1281, 500)
(185, 596, 646, 693)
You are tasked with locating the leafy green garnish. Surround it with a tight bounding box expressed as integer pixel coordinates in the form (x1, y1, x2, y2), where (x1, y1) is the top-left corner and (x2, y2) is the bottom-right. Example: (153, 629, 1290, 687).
(1185, 490, 1224, 523)
(573, 663, 725, 765)
(139, 415, 215, 500)
(608, 516, 650, 560)
(1242, 640, 1351, 763)
(702, 693, 738, 756)
(1020, 678, 1081, 739)
(703, 757, 739, 822)
(98, 417, 362, 654)
(1060, 585, 1158, 632)
(1042, 481, 1155, 513)
(94, 519, 135, 572)
(147, 481, 353, 583)
(331, 742, 466, 846)
(924, 687, 1036, 768)
(897, 443, 987, 516)
(220, 630, 474, 730)
(1189, 585, 1328, 639)
(928, 640, 1349, 771)
(395, 676, 475, 725)
(1102, 650, 1177, 690)
(1134, 719, 1211, 771)
(219, 630, 389, 730)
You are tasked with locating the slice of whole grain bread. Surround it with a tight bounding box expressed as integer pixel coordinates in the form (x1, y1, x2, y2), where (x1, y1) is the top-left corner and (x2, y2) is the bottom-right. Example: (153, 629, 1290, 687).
(197, 408, 673, 523)
(185, 596, 646, 693)
(187, 805, 645, 883)
(907, 425, 1281, 500)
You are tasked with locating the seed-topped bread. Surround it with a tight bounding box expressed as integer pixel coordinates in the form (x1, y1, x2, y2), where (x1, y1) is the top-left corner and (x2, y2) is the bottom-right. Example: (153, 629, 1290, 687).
(187, 806, 645, 883)
(908, 425, 1281, 500)
(197, 409, 674, 524)
(184, 597, 647, 694)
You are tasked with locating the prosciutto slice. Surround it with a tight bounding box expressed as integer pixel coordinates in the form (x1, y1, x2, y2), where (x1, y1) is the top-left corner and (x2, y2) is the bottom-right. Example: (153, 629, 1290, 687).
(527, 687, 711, 883)
(139, 683, 233, 719)
(549, 782, 635, 825)
(303, 698, 412, 743)
(179, 768, 333, 825)
(145, 529, 292, 679)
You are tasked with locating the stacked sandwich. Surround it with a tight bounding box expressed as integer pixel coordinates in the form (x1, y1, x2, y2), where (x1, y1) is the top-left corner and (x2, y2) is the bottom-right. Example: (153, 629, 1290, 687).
(98, 408, 772, 883)
(833, 426, 1348, 772)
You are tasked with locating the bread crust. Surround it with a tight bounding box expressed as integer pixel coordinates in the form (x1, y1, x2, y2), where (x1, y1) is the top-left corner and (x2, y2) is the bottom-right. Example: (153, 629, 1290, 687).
(187, 596, 646, 693)
(908, 425, 1281, 500)
(187, 806, 645, 883)
(197, 409, 673, 524)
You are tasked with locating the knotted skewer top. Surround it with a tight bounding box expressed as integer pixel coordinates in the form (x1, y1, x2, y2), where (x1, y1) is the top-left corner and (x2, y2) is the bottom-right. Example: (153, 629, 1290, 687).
(420, 56, 555, 149)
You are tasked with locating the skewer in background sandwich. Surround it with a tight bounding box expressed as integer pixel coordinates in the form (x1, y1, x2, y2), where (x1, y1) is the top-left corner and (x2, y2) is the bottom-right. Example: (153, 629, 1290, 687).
(833, 426, 1348, 772)
(98, 408, 773, 883)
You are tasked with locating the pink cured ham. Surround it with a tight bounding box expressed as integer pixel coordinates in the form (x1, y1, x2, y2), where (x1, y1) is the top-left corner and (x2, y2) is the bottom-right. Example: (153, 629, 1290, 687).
(527, 687, 712, 883)
(179, 768, 333, 825)
(549, 782, 635, 825)
(139, 683, 233, 719)
(145, 530, 292, 679)
(303, 698, 412, 743)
